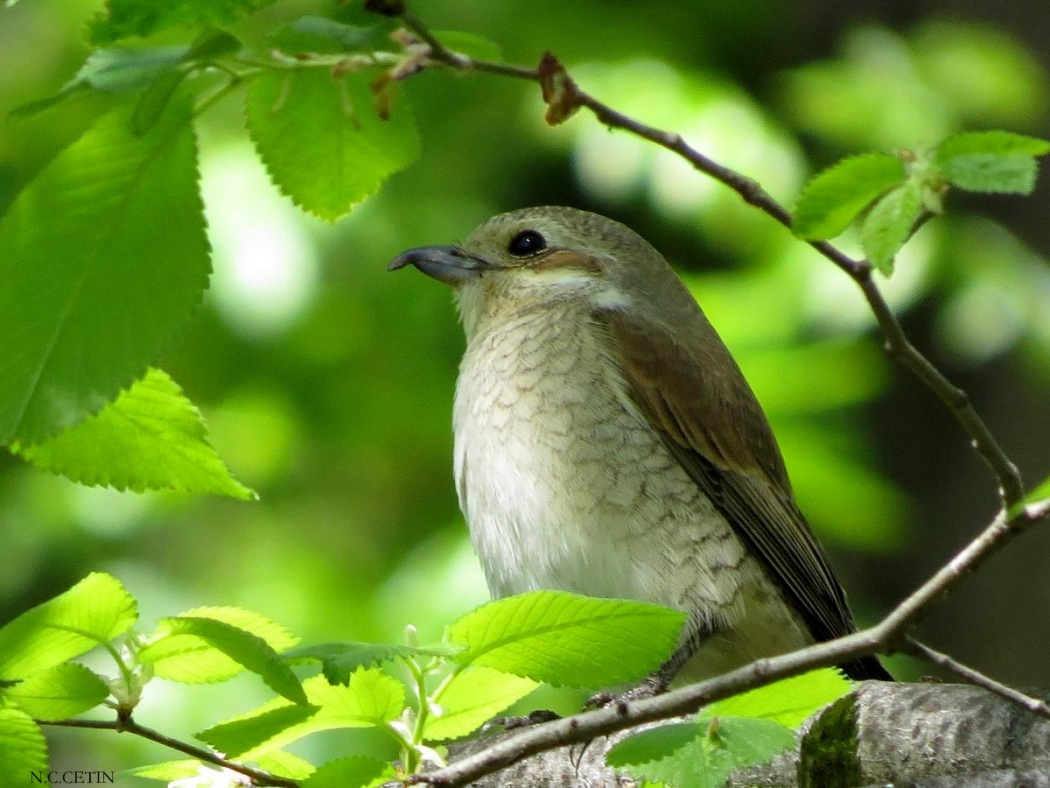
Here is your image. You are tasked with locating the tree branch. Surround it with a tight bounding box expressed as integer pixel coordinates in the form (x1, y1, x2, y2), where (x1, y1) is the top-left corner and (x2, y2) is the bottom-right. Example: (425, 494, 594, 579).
(383, 4, 1027, 510)
(410, 500, 1050, 786)
(903, 637, 1050, 718)
(40, 716, 298, 788)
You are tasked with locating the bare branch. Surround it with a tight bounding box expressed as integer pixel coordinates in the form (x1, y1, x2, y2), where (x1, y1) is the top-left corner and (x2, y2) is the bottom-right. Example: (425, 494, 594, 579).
(40, 716, 298, 788)
(903, 637, 1050, 719)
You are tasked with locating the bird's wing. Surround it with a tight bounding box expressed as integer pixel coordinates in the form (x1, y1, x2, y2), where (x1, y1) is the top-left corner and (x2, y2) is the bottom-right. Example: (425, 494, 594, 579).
(595, 306, 889, 680)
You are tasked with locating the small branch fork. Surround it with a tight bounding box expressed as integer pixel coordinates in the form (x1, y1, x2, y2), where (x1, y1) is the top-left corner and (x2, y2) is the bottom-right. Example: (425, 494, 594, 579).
(373, 0, 1026, 510)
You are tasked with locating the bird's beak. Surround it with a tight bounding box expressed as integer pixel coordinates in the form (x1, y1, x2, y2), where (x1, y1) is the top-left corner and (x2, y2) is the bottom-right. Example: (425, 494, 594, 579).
(388, 245, 489, 286)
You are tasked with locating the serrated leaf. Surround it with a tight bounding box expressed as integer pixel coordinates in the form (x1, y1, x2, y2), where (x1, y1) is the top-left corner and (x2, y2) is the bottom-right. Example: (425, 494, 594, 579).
(938, 154, 1039, 194)
(284, 641, 459, 685)
(433, 31, 502, 62)
(246, 69, 420, 221)
(139, 606, 296, 683)
(199, 671, 404, 759)
(75, 47, 188, 93)
(447, 591, 685, 689)
(860, 179, 923, 275)
(154, 617, 305, 704)
(934, 131, 1049, 195)
(1013, 474, 1050, 519)
(15, 369, 255, 500)
(257, 750, 317, 780)
(792, 153, 905, 240)
(130, 69, 190, 135)
(606, 721, 696, 768)
(127, 759, 204, 782)
(268, 16, 389, 54)
(425, 666, 537, 741)
(89, 0, 277, 45)
(0, 707, 48, 777)
(0, 101, 210, 445)
(302, 756, 393, 788)
(183, 29, 242, 62)
(706, 668, 851, 729)
(609, 717, 795, 788)
(0, 573, 137, 680)
(936, 130, 1050, 160)
(10, 46, 185, 118)
(4, 663, 110, 720)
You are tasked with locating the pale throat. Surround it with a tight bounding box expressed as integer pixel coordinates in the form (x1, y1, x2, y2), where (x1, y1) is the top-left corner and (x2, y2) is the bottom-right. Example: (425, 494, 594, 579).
(450, 285, 681, 600)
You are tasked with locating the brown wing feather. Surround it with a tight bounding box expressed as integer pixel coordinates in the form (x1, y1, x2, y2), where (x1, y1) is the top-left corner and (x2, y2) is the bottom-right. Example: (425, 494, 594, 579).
(595, 306, 890, 681)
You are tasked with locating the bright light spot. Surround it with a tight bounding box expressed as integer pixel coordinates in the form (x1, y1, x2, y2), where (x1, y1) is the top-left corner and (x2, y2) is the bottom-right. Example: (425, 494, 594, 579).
(937, 279, 1025, 364)
(201, 143, 320, 338)
(801, 227, 935, 333)
(568, 60, 804, 239)
(67, 485, 153, 536)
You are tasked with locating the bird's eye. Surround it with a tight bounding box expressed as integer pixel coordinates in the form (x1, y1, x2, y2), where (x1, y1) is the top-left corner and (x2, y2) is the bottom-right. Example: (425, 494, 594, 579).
(507, 229, 547, 257)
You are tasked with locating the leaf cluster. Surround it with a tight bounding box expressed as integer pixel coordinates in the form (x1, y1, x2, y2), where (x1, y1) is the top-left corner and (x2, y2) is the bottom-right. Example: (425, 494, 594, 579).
(793, 132, 1050, 273)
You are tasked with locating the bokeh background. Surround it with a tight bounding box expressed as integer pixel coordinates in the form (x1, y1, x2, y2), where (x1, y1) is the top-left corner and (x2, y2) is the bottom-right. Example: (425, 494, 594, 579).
(2, 0, 1050, 780)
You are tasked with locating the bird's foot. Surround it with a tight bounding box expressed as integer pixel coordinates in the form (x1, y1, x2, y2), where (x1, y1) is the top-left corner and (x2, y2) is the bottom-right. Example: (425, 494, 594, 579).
(584, 673, 669, 711)
(484, 709, 562, 732)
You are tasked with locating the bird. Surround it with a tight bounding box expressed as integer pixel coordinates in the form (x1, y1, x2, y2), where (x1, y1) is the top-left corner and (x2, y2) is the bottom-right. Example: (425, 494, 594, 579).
(390, 206, 891, 686)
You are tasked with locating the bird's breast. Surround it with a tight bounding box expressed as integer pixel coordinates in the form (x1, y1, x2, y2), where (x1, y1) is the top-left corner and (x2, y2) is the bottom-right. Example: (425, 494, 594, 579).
(451, 302, 749, 612)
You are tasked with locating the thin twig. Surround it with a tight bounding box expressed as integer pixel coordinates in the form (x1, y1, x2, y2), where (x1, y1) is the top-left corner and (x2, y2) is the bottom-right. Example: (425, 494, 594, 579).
(903, 637, 1050, 719)
(386, 5, 1027, 510)
(41, 716, 298, 788)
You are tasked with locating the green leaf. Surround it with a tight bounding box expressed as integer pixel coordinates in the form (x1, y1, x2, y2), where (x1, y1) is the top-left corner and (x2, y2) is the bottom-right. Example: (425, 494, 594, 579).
(936, 130, 1050, 160)
(433, 31, 502, 62)
(256, 750, 317, 780)
(246, 70, 420, 221)
(606, 721, 696, 769)
(1012, 474, 1050, 518)
(268, 17, 389, 54)
(706, 668, 851, 729)
(139, 606, 296, 683)
(425, 666, 538, 741)
(0, 707, 48, 777)
(859, 178, 923, 275)
(152, 617, 305, 704)
(199, 704, 318, 760)
(183, 29, 242, 61)
(89, 0, 277, 45)
(0, 573, 137, 680)
(74, 47, 188, 93)
(938, 156, 1038, 194)
(934, 131, 1050, 195)
(792, 153, 905, 240)
(3, 663, 110, 721)
(127, 760, 205, 782)
(15, 369, 255, 500)
(11, 47, 185, 118)
(302, 756, 392, 788)
(0, 101, 210, 445)
(284, 641, 460, 685)
(199, 671, 404, 759)
(608, 717, 795, 788)
(130, 69, 190, 135)
(447, 591, 685, 689)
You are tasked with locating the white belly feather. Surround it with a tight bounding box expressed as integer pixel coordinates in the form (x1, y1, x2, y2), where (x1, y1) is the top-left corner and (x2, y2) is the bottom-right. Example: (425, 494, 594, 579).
(451, 300, 810, 677)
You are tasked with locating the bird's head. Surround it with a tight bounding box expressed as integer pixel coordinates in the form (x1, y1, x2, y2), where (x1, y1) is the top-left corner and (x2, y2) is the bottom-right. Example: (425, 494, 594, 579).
(389, 206, 693, 338)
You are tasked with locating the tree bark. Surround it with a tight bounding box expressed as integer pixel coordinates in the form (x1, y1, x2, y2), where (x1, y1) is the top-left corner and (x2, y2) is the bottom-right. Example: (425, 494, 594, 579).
(442, 682, 1050, 786)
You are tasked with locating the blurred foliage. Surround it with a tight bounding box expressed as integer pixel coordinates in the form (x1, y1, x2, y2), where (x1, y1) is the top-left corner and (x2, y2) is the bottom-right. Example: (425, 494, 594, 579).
(1, 0, 1049, 778)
